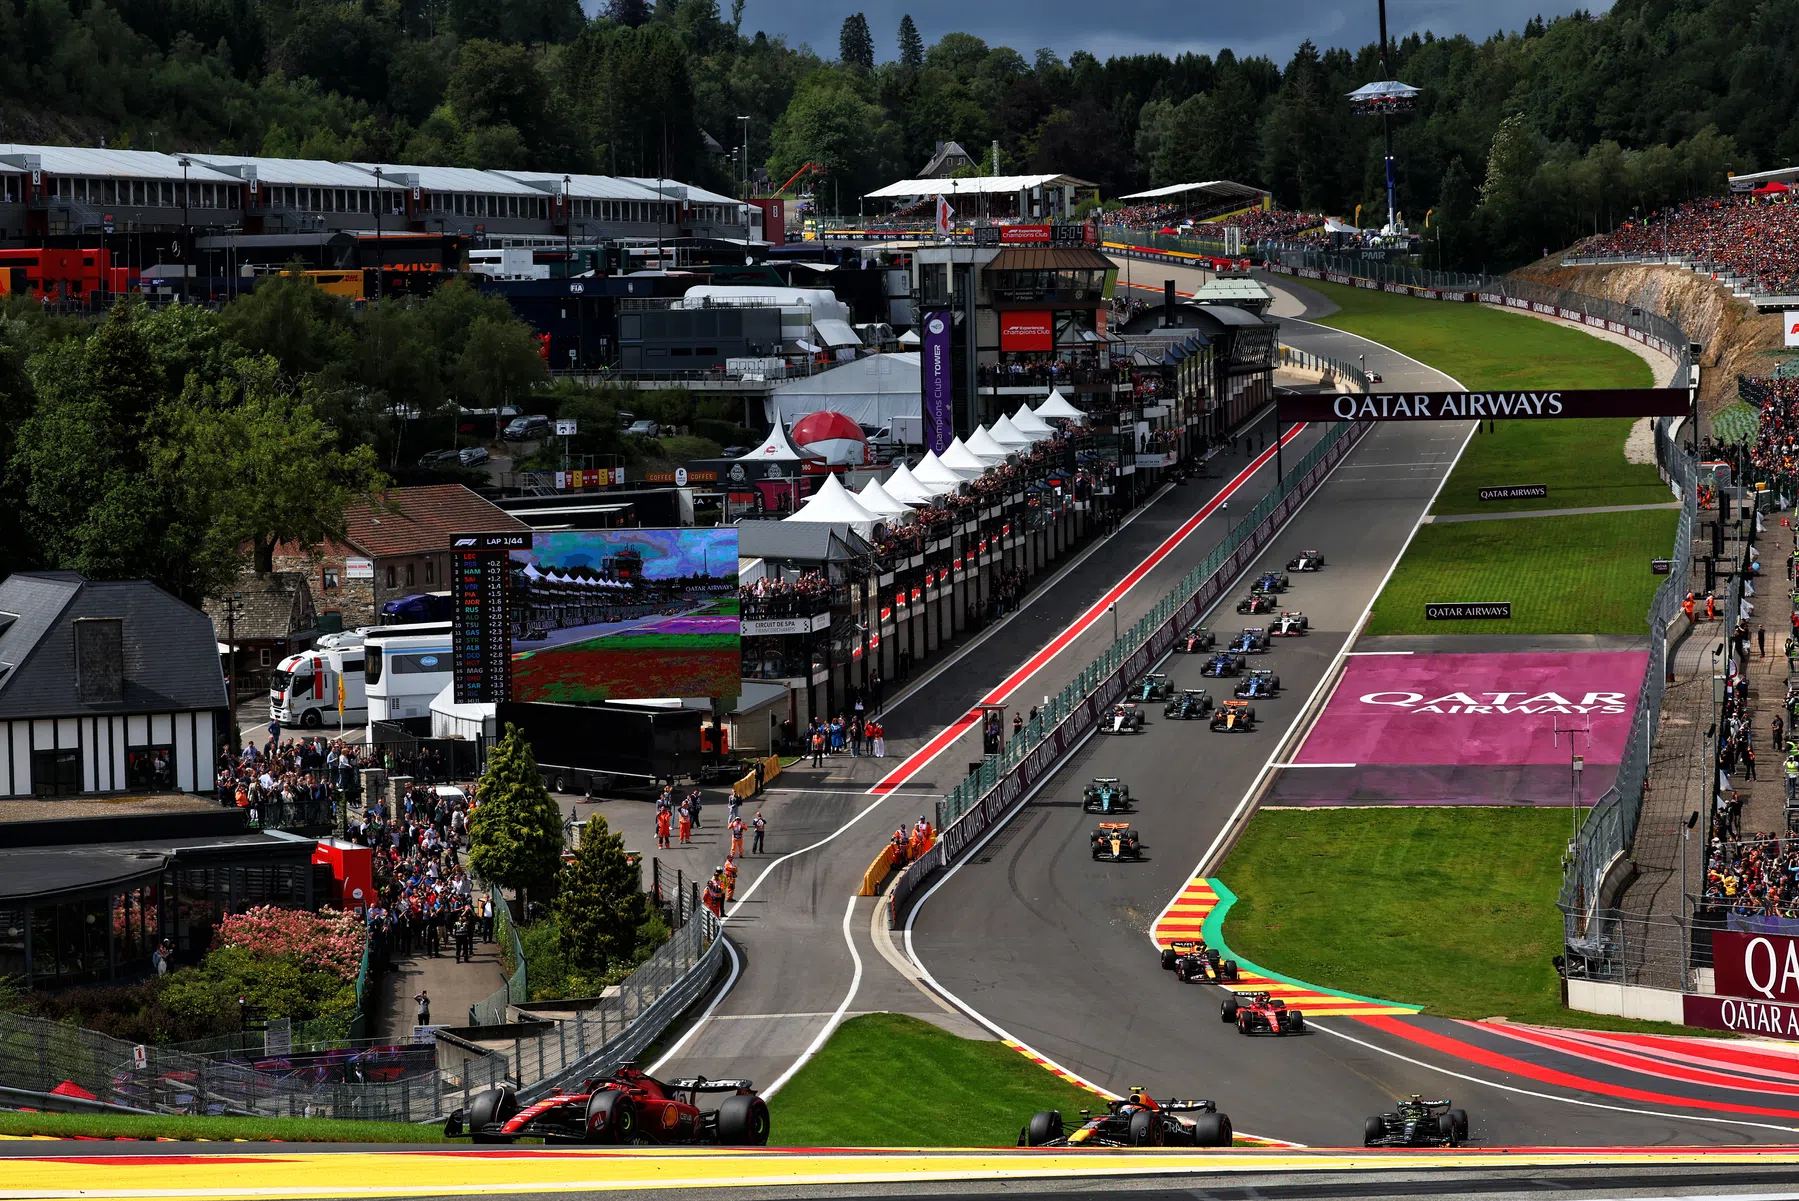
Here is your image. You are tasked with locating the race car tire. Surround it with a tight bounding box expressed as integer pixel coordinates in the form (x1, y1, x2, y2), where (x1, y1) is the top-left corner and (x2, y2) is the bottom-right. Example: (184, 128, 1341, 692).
(716, 1093, 771, 1146)
(1436, 1113, 1459, 1145)
(1363, 1117, 1386, 1147)
(585, 1088, 635, 1144)
(1127, 1109, 1163, 1146)
(1091, 846, 1101, 860)
(1288, 1009, 1306, 1032)
(1222, 960, 1239, 981)
(1175, 958, 1191, 982)
(1025, 1110, 1062, 1147)
(469, 1085, 519, 1143)
(1449, 1108, 1470, 1140)
(1189, 1112, 1232, 1147)
(1220, 996, 1239, 1023)
(1160, 947, 1178, 971)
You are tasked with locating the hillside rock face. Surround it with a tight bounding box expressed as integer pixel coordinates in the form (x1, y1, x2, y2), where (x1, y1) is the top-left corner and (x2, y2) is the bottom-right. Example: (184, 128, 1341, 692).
(1513, 262, 1786, 413)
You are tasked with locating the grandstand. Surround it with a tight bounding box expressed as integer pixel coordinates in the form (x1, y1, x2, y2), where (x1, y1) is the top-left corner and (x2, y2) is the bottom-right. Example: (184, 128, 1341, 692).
(1115, 180, 1269, 225)
(1566, 188, 1799, 305)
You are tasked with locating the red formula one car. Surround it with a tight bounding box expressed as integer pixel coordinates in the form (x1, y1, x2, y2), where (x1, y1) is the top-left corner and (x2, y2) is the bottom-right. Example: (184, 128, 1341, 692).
(444, 1067, 771, 1145)
(1220, 991, 1306, 1036)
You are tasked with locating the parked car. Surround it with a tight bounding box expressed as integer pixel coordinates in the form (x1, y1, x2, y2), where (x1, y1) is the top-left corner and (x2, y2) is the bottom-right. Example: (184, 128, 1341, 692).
(627, 419, 662, 438)
(458, 446, 490, 467)
(503, 415, 549, 441)
(417, 448, 459, 467)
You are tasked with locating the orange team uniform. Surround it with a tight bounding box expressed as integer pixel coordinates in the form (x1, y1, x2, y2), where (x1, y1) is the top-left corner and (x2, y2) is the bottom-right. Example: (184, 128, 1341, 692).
(722, 858, 738, 901)
(729, 818, 745, 857)
(656, 810, 672, 849)
(679, 809, 692, 844)
(1683, 595, 1696, 623)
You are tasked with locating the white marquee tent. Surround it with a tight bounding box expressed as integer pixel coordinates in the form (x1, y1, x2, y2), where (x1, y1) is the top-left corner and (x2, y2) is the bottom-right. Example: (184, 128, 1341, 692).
(990, 413, 1040, 446)
(785, 473, 880, 530)
(1012, 404, 1057, 437)
(941, 437, 998, 474)
(857, 477, 913, 517)
(883, 462, 942, 503)
(966, 425, 1017, 459)
(1035, 389, 1086, 422)
(912, 451, 974, 491)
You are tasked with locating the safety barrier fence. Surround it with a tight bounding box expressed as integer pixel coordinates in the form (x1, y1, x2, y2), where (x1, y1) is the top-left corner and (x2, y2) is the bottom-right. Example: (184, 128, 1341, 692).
(887, 418, 1373, 925)
(469, 885, 528, 1027)
(0, 911, 721, 1122)
(1277, 343, 1366, 389)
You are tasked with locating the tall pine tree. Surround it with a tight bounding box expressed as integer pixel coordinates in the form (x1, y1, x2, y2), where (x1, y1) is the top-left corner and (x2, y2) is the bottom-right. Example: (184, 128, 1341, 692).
(554, 812, 652, 982)
(897, 14, 923, 73)
(839, 12, 873, 72)
(468, 724, 566, 912)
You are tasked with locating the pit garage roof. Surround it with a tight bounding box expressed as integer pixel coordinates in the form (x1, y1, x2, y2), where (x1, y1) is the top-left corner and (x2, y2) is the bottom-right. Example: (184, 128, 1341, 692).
(1118, 180, 1270, 204)
(865, 173, 1095, 199)
(188, 154, 391, 189)
(623, 177, 743, 207)
(497, 171, 666, 201)
(0, 144, 241, 183)
(347, 162, 545, 194)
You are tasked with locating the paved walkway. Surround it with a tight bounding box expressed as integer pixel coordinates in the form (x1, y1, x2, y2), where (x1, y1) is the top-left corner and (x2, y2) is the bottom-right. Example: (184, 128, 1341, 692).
(374, 929, 509, 1037)
(1424, 502, 1683, 524)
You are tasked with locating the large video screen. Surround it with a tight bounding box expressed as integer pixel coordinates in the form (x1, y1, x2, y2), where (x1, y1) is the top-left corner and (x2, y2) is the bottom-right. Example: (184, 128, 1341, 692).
(452, 529, 740, 704)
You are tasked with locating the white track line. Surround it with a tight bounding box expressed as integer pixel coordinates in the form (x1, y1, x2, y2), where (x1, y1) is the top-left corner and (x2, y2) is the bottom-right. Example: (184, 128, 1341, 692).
(647, 934, 741, 1074)
(760, 895, 863, 1098)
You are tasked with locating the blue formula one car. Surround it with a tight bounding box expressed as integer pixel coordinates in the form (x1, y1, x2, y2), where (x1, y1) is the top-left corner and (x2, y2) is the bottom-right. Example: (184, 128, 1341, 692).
(1234, 668, 1280, 699)
(1200, 652, 1246, 678)
(1229, 628, 1271, 655)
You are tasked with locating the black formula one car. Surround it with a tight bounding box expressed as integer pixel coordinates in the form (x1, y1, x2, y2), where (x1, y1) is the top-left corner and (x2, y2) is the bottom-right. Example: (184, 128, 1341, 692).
(1173, 624, 1216, 654)
(1210, 699, 1257, 731)
(1100, 703, 1146, 734)
(1163, 688, 1214, 720)
(1250, 571, 1291, 594)
(1234, 668, 1280, 700)
(1019, 1088, 1233, 1148)
(1236, 593, 1278, 615)
(1221, 991, 1306, 1036)
(1131, 672, 1174, 703)
(1082, 777, 1132, 814)
(1200, 652, 1246, 678)
(1363, 1096, 1470, 1147)
(1287, 550, 1326, 572)
(1090, 821, 1142, 861)
(1161, 940, 1240, 983)
(445, 1069, 770, 1145)
(1229, 627, 1271, 654)
(1268, 611, 1308, 637)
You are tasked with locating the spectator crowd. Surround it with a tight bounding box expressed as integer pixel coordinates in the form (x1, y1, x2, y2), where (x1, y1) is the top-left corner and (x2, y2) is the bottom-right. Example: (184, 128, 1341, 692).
(1571, 194, 1799, 295)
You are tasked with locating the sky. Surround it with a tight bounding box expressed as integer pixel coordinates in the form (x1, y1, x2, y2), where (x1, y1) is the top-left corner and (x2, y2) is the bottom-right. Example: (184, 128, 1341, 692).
(739, 1, 1615, 64)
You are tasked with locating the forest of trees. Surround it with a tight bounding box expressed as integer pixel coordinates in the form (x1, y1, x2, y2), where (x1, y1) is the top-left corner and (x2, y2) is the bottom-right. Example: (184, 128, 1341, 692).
(0, 0, 1794, 266)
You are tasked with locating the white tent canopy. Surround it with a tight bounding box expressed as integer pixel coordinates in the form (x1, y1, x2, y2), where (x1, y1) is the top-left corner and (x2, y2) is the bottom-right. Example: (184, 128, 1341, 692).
(1034, 389, 1086, 422)
(785, 473, 880, 527)
(1012, 405, 1057, 437)
(740, 418, 808, 462)
(941, 438, 997, 474)
(990, 413, 1040, 446)
(857, 477, 912, 517)
(765, 352, 920, 429)
(966, 425, 1017, 459)
(897, 328, 921, 346)
(912, 452, 972, 491)
(883, 462, 941, 503)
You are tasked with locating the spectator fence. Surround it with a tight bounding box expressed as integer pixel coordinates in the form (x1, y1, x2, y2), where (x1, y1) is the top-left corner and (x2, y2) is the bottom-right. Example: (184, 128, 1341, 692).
(469, 885, 528, 1027)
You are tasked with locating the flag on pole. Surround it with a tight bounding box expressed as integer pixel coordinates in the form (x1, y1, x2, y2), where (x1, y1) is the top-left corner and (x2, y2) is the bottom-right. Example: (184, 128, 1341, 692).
(935, 194, 955, 236)
(337, 673, 346, 716)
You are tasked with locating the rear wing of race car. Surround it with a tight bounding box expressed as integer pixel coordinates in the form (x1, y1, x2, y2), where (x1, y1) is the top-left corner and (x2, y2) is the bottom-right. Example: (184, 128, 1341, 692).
(1167, 940, 1197, 950)
(1160, 1099, 1219, 1113)
(666, 1077, 756, 1092)
(1098, 822, 1131, 830)
(1092, 777, 1120, 785)
(1237, 991, 1273, 1003)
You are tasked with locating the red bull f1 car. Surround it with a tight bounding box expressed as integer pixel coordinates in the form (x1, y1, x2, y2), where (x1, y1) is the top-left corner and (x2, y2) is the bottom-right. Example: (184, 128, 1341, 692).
(1221, 991, 1305, 1036)
(444, 1069, 770, 1145)
(1210, 699, 1256, 731)
(1269, 611, 1308, 637)
(1173, 624, 1217, 653)
(1020, 1088, 1233, 1148)
(1160, 940, 1240, 983)
(1287, 550, 1326, 572)
(1364, 1096, 1470, 1147)
(1100, 703, 1146, 734)
(1091, 821, 1142, 861)
(1236, 593, 1278, 615)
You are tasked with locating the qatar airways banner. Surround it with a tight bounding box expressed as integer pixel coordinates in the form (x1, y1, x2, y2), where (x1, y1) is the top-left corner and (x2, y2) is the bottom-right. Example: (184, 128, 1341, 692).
(1276, 390, 1691, 422)
(1276, 652, 1648, 806)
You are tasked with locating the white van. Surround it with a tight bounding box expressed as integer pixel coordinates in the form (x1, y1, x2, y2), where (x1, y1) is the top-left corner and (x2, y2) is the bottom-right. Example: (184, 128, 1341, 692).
(363, 622, 454, 733)
(270, 631, 368, 728)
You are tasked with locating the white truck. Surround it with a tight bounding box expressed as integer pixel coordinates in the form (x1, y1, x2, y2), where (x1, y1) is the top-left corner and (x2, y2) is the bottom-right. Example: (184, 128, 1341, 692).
(270, 631, 368, 729)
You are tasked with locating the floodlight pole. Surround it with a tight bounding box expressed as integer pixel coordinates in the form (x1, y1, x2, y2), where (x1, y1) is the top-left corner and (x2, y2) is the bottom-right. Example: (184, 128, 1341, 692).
(1377, 0, 1397, 234)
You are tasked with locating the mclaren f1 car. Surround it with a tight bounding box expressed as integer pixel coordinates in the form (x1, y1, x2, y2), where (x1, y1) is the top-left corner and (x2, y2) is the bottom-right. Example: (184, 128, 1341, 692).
(1210, 699, 1257, 731)
(1090, 821, 1142, 861)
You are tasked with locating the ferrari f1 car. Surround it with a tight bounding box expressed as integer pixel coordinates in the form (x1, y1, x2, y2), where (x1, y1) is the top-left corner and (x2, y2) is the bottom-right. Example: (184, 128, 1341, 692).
(1200, 652, 1246, 678)
(1160, 940, 1240, 983)
(1235, 593, 1277, 615)
(1287, 549, 1326, 572)
(1221, 991, 1306, 1036)
(1172, 624, 1216, 653)
(1091, 821, 1142, 861)
(1234, 668, 1280, 699)
(1229, 627, 1271, 654)
(1250, 571, 1291, 594)
(1163, 688, 1214, 720)
(1100, 703, 1146, 734)
(1268, 610, 1308, 637)
(1363, 1096, 1470, 1147)
(1131, 673, 1174, 703)
(1019, 1088, 1232, 1148)
(1210, 699, 1257, 731)
(1082, 777, 1132, 814)
(444, 1069, 770, 1145)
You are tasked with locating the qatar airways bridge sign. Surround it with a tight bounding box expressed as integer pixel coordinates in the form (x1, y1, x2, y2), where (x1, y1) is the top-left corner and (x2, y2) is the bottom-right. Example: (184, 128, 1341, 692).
(1277, 389, 1691, 422)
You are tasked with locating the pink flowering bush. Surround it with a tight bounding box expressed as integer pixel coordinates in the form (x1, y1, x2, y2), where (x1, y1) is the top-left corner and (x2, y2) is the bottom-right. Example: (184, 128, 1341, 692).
(211, 906, 365, 981)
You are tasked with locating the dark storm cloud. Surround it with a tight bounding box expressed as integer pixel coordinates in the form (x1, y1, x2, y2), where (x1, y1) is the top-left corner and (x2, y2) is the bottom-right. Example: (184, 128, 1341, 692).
(738, 1, 1612, 63)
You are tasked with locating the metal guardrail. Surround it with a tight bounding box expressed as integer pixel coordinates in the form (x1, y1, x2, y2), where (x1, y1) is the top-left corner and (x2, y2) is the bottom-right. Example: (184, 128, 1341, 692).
(470, 885, 528, 1026)
(1278, 344, 1368, 390)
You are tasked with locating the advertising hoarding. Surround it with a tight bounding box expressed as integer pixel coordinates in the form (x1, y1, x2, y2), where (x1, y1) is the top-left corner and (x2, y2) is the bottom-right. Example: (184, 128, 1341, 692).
(923, 311, 954, 454)
(999, 311, 1054, 352)
(1275, 389, 1692, 422)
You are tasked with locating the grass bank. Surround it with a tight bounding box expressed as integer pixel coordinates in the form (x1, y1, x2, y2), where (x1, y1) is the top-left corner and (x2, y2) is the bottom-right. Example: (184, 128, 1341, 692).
(0, 1111, 442, 1142)
(1363, 508, 1677, 636)
(1215, 808, 1703, 1035)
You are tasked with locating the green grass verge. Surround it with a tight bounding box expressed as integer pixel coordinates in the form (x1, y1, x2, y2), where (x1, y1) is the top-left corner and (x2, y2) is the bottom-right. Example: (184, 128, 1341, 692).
(1215, 808, 1712, 1036)
(0, 1111, 443, 1142)
(1430, 419, 1669, 514)
(768, 1013, 1100, 1147)
(1363, 509, 1676, 636)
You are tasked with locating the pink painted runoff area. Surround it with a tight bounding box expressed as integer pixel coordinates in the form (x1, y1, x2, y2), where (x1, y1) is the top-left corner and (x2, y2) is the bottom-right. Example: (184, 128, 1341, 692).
(1296, 652, 1648, 767)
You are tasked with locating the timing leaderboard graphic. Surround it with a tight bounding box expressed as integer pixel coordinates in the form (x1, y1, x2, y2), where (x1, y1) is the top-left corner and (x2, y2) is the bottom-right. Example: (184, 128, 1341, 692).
(454, 528, 740, 704)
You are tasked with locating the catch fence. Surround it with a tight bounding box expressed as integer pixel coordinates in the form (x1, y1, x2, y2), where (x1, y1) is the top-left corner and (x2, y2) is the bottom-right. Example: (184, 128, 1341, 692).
(469, 885, 529, 1027)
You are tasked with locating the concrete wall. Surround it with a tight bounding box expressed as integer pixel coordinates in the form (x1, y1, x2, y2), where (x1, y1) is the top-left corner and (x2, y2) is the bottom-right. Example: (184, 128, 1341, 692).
(1565, 978, 1686, 1024)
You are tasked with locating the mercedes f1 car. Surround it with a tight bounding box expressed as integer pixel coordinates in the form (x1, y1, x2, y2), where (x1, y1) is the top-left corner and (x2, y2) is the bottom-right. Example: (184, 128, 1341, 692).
(1019, 1088, 1233, 1148)
(444, 1069, 770, 1145)
(1100, 703, 1146, 734)
(1091, 821, 1142, 861)
(1234, 668, 1280, 699)
(1201, 651, 1246, 677)
(1250, 571, 1291, 594)
(1221, 991, 1306, 1036)
(1161, 940, 1240, 983)
(1163, 688, 1214, 720)
(1131, 673, 1174, 703)
(1287, 550, 1326, 572)
(1236, 593, 1278, 615)
(1210, 699, 1257, 731)
(1269, 610, 1308, 637)
(1363, 1096, 1470, 1147)
(1082, 777, 1132, 814)
(1173, 624, 1216, 653)
(1229, 627, 1271, 654)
